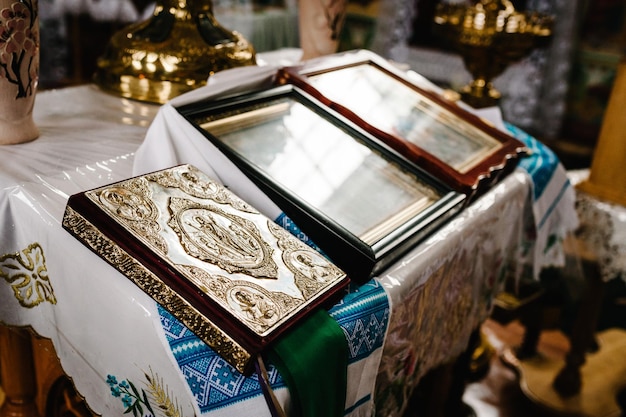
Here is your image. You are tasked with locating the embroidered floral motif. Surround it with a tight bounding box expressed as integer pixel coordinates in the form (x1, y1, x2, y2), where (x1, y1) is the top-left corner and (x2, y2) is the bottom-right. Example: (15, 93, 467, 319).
(107, 370, 188, 417)
(107, 374, 155, 417)
(0, 242, 56, 307)
(0, 0, 39, 99)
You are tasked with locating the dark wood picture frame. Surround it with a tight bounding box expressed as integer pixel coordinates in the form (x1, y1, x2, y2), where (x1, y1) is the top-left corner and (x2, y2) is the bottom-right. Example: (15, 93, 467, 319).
(177, 84, 465, 283)
(275, 50, 529, 198)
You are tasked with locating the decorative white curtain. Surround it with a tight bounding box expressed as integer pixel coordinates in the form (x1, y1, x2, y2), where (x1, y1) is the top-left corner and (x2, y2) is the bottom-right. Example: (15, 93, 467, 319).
(38, 0, 151, 87)
(369, 0, 416, 64)
(40, 0, 148, 21)
(513, 0, 583, 139)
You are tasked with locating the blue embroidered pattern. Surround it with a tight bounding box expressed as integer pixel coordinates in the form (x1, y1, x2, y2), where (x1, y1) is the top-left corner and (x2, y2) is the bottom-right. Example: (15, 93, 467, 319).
(159, 306, 284, 413)
(506, 122, 561, 201)
(506, 123, 572, 230)
(328, 279, 390, 363)
(158, 277, 390, 412)
(158, 213, 390, 412)
(106, 374, 155, 417)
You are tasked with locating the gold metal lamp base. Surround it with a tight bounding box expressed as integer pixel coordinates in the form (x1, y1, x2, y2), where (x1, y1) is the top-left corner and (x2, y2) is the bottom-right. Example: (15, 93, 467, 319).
(94, 0, 256, 104)
(434, 0, 552, 109)
(459, 79, 503, 110)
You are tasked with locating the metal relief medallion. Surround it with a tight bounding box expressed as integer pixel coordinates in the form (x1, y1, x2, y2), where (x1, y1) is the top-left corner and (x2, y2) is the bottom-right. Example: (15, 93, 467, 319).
(180, 266, 303, 334)
(168, 197, 278, 279)
(268, 222, 346, 299)
(148, 165, 257, 213)
(99, 186, 156, 221)
(227, 284, 281, 330)
(93, 178, 168, 254)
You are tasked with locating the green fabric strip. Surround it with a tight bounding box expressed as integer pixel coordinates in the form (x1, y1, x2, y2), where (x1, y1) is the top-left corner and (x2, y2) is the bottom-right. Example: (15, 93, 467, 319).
(267, 308, 348, 417)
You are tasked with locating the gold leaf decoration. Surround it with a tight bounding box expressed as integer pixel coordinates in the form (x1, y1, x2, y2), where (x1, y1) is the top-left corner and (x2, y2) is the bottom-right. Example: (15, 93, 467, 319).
(0, 242, 57, 307)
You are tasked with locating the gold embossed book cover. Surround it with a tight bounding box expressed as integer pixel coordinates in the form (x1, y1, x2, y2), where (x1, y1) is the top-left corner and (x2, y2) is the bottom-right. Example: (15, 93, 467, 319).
(62, 164, 349, 374)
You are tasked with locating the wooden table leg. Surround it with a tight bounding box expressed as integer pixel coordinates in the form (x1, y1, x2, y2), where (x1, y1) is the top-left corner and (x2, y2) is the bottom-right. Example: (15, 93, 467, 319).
(552, 259, 604, 397)
(0, 326, 40, 417)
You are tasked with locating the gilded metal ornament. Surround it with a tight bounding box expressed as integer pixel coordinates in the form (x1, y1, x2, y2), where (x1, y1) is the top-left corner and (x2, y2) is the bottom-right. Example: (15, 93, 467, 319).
(268, 222, 345, 299)
(178, 266, 301, 334)
(94, 180, 168, 255)
(434, 0, 553, 108)
(93, 0, 256, 104)
(65, 165, 347, 373)
(168, 196, 279, 279)
(147, 166, 257, 213)
(62, 206, 252, 372)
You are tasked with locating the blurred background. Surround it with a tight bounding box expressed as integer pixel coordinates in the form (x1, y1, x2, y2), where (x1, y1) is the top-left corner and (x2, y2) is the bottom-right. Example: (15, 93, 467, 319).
(38, 0, 625, 168)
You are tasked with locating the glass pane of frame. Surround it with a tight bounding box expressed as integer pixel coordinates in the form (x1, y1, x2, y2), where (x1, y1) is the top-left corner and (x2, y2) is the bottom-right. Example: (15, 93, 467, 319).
(276, 50, 528, 197)
(178, 85, 465, 281)
(305, 63, 502, 173)
(196, 95, 439, 244)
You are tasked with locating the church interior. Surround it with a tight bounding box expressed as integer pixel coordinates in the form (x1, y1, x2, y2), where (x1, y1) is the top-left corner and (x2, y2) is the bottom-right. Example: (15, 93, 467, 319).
(1, 1, 625, 417)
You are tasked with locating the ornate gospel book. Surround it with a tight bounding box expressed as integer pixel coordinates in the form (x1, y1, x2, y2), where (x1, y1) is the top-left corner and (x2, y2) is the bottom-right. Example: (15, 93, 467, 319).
(62, 164, 349, 375)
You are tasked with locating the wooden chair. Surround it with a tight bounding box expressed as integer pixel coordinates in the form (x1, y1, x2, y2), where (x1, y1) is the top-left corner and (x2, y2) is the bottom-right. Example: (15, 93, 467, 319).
(0, 326, 93, 417)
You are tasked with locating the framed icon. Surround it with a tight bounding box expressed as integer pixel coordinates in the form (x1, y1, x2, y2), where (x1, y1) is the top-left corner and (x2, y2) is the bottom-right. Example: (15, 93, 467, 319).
(276, 50, 528, 198)
(177, 84, 465, 282)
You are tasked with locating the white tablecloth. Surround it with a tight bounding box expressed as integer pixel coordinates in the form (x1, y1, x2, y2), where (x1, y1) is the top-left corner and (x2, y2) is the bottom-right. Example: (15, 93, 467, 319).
(0, 51, 578, 417)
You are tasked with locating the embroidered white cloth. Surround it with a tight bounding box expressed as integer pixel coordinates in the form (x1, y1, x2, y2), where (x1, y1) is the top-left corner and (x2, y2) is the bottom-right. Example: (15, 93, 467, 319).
(568, 170, 626, 282)
(0, 49, 578, 417)
(132, 50, 579, 417)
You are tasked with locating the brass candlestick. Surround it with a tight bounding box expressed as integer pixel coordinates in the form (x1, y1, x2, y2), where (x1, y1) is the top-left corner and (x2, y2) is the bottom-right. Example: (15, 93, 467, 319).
(94, 0, 256, 104)
(434, 0, 552, 108)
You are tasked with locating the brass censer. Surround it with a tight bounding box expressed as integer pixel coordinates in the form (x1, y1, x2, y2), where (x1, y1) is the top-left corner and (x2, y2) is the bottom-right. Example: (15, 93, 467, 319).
(94, 0, 256, 104)
(433, 0, 552, 108)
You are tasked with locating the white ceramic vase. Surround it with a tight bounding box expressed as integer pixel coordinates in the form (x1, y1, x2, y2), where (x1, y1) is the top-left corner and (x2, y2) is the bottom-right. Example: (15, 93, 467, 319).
(298, 0, 347, 60)
(0, 0, 39, 145)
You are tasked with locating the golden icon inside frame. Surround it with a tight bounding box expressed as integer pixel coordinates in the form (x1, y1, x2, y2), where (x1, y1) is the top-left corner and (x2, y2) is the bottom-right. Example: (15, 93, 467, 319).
(93, 0, 256, 104)
(433, 0, 553, 108)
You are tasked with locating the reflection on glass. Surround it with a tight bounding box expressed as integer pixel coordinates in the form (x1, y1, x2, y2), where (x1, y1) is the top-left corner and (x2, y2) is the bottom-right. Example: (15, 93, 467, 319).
(307, 64, 502, 173)
(197, 97, 440, 244)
